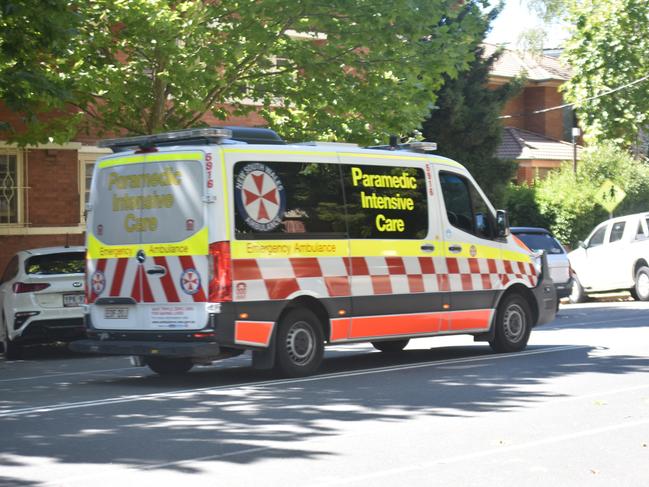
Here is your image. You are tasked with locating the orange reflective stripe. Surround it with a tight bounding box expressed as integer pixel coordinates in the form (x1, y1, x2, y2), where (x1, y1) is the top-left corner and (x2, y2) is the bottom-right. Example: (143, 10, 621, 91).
(448, 309, 493, 330)
(331, 309, 493, 341)
(234, 321, 274, 347)
(349, 312, 441, 339)
(330, 318, 351, 341)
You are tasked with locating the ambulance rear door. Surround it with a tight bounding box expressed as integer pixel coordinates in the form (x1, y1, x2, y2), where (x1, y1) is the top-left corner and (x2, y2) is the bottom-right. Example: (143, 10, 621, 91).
(87, 149, 210, 331)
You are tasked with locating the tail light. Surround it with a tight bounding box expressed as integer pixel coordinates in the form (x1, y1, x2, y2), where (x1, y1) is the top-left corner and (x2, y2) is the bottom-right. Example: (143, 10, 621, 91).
(13, 282, 51, 294)
(208, 241, 232, 302)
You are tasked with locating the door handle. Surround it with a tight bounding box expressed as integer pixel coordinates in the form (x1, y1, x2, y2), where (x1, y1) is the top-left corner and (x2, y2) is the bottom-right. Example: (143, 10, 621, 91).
(146, 266, 167, 276)
(420, 243, 435, 253)
(448, 245, 462, 254)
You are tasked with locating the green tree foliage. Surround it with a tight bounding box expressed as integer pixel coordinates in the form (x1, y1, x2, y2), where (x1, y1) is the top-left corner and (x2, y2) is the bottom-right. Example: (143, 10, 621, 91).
(501, 183, 551, 229)
(535, 143, 649, 245)
(420, 44, 521, 203)
(0, 0, 490, 145)
(562, 0, 649, 150)
(0, 0, 81, 142)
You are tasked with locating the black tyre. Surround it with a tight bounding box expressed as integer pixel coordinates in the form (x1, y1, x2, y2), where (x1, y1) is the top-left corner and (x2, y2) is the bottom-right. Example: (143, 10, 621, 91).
(569, 274, 587, 304)
(146, 357, 193, 375)
(372, 339, 410, 353)
(275, 308, 324, 377)
(2, 336, 22, 361)
(489, 293, 532, 353)
(630, 266, 649, 301)
(2, 316, 21, 361)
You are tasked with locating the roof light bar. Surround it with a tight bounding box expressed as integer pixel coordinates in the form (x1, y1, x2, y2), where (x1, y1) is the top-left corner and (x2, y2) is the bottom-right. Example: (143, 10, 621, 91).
(98, 128, 233, 149)
(408, 141, 437, 152)
(366, 141, 438, 153)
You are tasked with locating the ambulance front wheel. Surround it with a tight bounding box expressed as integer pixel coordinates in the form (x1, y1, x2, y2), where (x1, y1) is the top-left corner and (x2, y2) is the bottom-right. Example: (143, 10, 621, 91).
(146, 357, 194, 375)
(489, 293, 531, 353)
(275, 308, 324, 377)
(372, 339, 410, 353)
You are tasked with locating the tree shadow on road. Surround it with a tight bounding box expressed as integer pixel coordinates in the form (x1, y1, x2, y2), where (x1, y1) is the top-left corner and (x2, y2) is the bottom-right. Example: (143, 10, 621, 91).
(1, 342, 648, 485)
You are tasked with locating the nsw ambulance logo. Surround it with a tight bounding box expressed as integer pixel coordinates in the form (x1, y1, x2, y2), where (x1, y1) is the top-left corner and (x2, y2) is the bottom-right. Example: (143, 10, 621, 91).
(235, 163, 285, 232)
(91, 270, 106, 296)
(180, 268, 201, 295)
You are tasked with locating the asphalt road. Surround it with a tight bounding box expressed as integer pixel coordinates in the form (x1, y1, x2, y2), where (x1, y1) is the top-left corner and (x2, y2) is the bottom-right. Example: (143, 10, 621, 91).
(1, 301, 648, 487)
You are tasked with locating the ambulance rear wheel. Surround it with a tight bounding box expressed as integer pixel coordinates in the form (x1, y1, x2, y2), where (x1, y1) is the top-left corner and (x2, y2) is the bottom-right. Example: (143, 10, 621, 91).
(489, 293, 531, 353)
(275, 308, 324, 377)
(372, 339, 409, 353)
(146, 357, 194, 375)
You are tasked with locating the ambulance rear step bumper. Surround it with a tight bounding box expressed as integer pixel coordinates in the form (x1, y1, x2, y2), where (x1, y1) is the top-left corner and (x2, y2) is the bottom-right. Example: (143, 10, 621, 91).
(70, 339, 220, 358)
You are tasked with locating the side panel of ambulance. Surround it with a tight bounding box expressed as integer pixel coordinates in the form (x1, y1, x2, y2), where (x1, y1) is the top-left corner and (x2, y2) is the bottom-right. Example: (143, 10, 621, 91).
(333, 151, 448, 343)
(86, 149, 214, 336)
(224, 146, 351, 375)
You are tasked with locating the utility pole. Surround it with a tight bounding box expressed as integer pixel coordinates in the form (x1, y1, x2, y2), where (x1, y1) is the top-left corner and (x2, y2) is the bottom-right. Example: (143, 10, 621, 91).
(572, 127, 581, 173)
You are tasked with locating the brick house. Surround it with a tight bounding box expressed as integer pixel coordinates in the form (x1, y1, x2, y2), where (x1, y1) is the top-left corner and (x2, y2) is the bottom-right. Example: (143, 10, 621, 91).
(486, 44, 581, 183)
(0, 45, 576, 271)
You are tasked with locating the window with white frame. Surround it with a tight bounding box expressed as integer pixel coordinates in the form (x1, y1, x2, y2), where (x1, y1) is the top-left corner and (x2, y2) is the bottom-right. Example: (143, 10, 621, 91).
(0, 150, 21, 224)
(79, 150, 108, 224)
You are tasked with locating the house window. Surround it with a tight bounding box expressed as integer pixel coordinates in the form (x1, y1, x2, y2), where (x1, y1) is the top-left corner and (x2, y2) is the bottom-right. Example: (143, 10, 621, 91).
(0, 151, 21, 224)
(79, 150, 108, 224)
(562, 106, 576, 142)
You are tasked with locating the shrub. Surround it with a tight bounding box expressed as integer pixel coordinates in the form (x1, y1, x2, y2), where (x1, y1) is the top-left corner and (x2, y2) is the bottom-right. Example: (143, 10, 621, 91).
(535, 143, 649, 246)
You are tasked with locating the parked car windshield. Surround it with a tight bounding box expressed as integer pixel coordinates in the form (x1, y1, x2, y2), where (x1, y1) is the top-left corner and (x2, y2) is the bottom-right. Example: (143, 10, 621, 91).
(515, 233, 564, 254)
(25, 252, 85, 275)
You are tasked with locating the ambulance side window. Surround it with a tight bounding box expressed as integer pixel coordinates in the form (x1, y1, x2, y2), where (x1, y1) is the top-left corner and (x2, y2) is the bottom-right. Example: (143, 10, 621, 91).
(342, 164, 428, 239)
(233, 161, 346, 239)
(439, 172, 495, 240)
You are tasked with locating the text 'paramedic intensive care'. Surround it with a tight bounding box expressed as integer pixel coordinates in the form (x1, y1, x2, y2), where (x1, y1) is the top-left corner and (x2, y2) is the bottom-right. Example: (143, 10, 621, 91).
(108, 167, 182, 233)
(350, 167, 417, 232)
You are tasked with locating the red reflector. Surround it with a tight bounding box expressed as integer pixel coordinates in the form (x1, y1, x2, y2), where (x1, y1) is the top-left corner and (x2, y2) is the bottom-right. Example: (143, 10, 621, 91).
(13, 282, 51, 293)
(208, 241, 232, 302)
(193, 332, 216, 339)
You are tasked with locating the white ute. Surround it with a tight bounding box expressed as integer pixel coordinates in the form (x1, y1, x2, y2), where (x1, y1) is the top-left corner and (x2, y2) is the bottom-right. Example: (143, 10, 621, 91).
(568, 212, 649, 302)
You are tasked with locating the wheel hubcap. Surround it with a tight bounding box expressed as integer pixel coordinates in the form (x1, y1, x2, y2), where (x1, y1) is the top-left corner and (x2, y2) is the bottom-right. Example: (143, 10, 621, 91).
(638, 273, 649, 297)
(570, 280, 580, 301)
(503, 303, 526, 343)
(285, 321, 315, 365)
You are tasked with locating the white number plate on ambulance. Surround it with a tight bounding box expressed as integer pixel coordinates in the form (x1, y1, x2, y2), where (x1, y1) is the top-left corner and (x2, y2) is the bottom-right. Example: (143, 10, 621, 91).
(104, 307, 129, 319)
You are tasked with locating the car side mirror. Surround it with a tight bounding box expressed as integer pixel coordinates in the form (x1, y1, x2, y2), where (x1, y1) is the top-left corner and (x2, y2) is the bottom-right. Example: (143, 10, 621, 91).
(496, 209, 510, 238)
(578, 240, 586, 249)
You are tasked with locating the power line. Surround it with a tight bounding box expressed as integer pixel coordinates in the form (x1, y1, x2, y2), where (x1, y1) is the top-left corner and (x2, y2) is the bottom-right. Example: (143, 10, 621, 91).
(498, 73, 649, 119)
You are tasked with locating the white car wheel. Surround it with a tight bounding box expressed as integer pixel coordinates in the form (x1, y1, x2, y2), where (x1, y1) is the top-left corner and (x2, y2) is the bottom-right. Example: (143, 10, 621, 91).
(569, 275, 587, 304)
(631, 267, 649, 301)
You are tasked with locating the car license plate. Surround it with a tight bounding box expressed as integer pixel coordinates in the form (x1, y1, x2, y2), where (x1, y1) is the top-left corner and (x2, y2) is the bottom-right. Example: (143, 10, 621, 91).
(104, 307, 129, 319)
(63, 293, 85, 307)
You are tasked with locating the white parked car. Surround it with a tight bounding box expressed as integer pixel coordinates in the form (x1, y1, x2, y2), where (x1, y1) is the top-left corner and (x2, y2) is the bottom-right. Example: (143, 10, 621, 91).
(568, 212, 649, 303)
(511, 227, 572, 302)
(0, 246, 86, 360)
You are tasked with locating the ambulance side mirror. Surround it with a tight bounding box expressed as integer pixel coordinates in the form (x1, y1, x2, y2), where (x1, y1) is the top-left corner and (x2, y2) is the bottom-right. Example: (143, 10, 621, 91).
(496, 209, 510, 238)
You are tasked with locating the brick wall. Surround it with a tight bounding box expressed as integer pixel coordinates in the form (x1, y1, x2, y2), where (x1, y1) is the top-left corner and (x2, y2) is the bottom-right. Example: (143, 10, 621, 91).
(499, 85, 566, 141)
(26, 149, 81, 226)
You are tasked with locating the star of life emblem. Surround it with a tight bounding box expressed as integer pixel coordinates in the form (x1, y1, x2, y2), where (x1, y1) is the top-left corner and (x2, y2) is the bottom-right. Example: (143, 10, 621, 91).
(235, 163, 286, 232)
(91, 270, 106, 295)
(180, 268, 201, 295)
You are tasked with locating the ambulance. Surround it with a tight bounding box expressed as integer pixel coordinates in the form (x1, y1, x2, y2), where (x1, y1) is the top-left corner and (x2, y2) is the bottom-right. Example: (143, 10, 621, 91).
(71, 127, 557, 376)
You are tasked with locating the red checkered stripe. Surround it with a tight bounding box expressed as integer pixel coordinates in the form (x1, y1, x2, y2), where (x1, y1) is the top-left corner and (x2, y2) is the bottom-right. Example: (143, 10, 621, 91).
(87, 256, 207, 303)
(231, 255, 537, 302)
